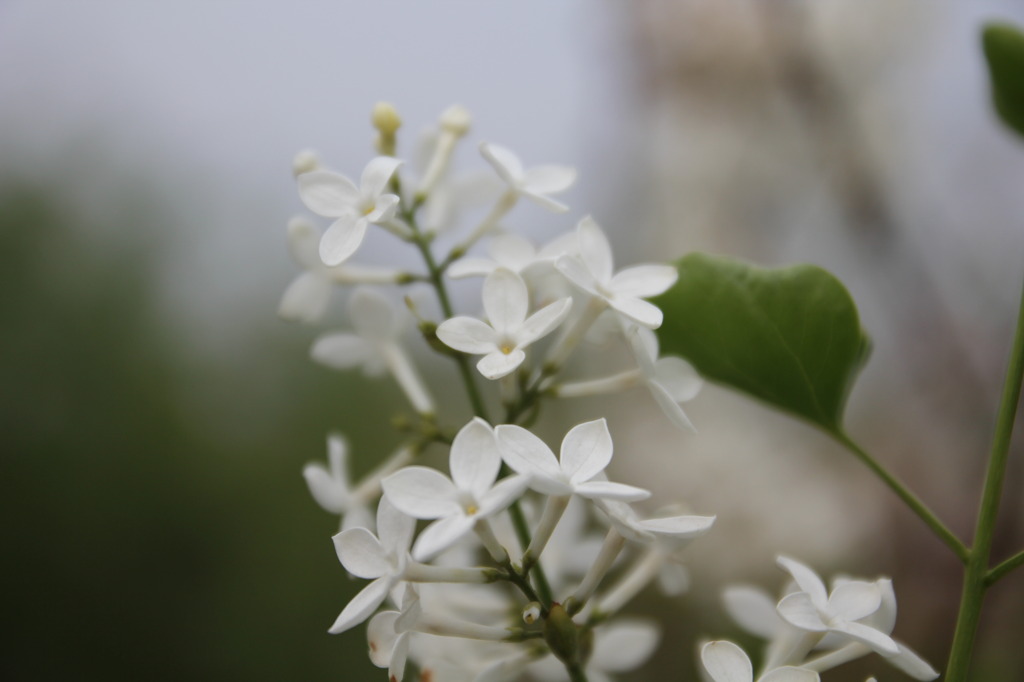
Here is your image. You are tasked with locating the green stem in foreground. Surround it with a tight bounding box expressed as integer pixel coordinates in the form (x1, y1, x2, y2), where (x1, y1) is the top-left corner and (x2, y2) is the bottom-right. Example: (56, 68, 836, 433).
(945, 275, 1024, 682)
(835, 433, 969, 562)
(566, 662, 589, 682)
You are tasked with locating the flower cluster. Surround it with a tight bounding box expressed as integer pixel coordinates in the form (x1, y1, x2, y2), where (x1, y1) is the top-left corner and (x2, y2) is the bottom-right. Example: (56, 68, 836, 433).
(282, 103, 935, 682)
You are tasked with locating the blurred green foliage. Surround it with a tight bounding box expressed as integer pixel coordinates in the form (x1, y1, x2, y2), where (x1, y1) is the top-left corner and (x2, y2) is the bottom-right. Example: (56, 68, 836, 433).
(983, 22, 1024, 138)
(0, 178, 400, 680)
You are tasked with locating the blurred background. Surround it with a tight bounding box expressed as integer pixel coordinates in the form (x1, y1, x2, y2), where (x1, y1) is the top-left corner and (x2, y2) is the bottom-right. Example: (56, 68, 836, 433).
(3, 1, 1024, 680)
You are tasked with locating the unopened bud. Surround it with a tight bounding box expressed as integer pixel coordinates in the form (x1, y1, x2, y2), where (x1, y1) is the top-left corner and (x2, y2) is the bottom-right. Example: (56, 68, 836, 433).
(292, 149, 320, 177)
(522, 602, 541, 625)
(543, 603, 579, 665)
(440, 104, 471, 137)
(371, 102, 402, 135)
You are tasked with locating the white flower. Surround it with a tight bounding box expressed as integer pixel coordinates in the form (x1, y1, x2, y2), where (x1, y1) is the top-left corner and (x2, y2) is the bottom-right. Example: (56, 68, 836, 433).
(701, 640, 820, 682)
(479, 142, 576, 212)
(311, 288, 435, 414)
(297, 156, 402, 266)
(555, 216, 678, 329)
(329, 497, 415, 634)
(775, 556, 899, 657)
(302, 434, 372, 531)
(596, 499, 716, 548)
(279, 217, 404, 323)
(436, 268, 572, 380)
(629, 327, 702, 432)
(494, 418, 651, 502)
(367, 585, 421, 682)
(382, 418, 529, 561)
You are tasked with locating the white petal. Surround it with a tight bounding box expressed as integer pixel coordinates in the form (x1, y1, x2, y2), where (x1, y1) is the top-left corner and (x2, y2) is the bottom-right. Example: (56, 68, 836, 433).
(609, 264, 678, 298)
(449, 418, 501, 497)
(827, 581, 881, 622)
(310, 333, 374, 371)
(382, 467, 460, 519)
(482, 268, 529, 334)
(777, 592, 829, 632)
(538, 231, 580, 260)
(286, 216, 323, 270)
(279, 272, 332, 323)
(885, 642, 939, 680)
(574, 480, 651, 502)
(515, 297, 572, 348)
(608, 296, 664, 329)
(480, 142, 523, 183)
(367, 611, 400, 667)
(636, 514, 715, 540)
(494, 425, 563, 481)
(555, 254, 602, 297)
(360, 156, 403, 197)
(389, 632, 410, 682)
(477, 349, 526, 380)
(412, 514, 477, 562)
(447, 257, 497, 279)
(519, 188, 569, 213)
(328, 576, 391, 634)
(701, 640, 753, 682)
(376, 496, 416, 556)
(776, 557, 829, 611)
(478, 474, 530, 516)
(760, 667, 820, 682)
(320, 214, 368, 266)
(333, 527, 390, 579)
(350, 287, 400, 342)
(437, 316, 499, 354)
(833, 621, 899, 655)
(864, 577, 897, 633)
(303, 457, 346, 514)
(366, 193, 399, 223)
(647, 381, 697, 433)
(576, 216, 614, 284)
(590, 620, 660, 672)
(520, 165, 577, 195)
(488, 233, 538, 270)
(560, 418, 614, 484)
(722, 585, 783, 640)
(653, 357, 702, 402)
(298, 170, 359, 216)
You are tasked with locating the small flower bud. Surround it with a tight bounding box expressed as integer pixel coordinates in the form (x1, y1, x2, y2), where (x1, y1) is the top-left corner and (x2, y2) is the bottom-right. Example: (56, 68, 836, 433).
(522, 602, 541, 625)
(291, 149, 320, 177)
(440, 104, 471, 137)
(371, 102, 402, 135)
(543, 603, 579, 665)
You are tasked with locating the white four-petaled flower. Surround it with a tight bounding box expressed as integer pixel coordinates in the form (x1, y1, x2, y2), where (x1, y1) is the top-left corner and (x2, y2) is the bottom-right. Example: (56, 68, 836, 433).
(382, 418, 529, 561)
(302, 434, 373, 531)
(297, 156, 402, 266)
(556, 216, 678, 329)
(436, 268, 572, 380)
(479, 142, 576, 213)
(701, 640, 820, 682)
(495, 418, 651, 502)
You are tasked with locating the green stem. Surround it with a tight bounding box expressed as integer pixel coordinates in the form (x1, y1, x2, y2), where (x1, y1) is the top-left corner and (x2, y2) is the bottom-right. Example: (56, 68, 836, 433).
(508, 500, 555, 606)
(986, 549, 1024, 586)
(566, 662, 589, 682)
(945, 275, 1024, 682)
(835, 432, 969, 562)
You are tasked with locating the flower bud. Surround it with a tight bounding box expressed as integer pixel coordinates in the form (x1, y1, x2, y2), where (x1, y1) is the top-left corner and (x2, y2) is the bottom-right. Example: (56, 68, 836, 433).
(543, 603, 579, 665)
(291, 149, 320, 177)
(440, 104, 471, 137)
(522, 602, 541, 625)
(371, 102, 402, 135)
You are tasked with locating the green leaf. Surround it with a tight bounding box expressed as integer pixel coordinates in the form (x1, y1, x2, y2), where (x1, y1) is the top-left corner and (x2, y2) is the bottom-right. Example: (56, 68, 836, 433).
(653, 253, 870, 434)
(983, 22, 1024, 138)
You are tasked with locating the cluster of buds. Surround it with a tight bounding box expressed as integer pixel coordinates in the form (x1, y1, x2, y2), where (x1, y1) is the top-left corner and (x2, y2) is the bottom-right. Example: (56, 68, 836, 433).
(282, 103, 936, 682)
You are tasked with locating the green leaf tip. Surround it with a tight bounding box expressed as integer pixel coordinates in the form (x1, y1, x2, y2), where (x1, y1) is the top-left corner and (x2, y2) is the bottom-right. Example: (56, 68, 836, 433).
(652, 252, 870, 434)
(982, 21, 1024, 138)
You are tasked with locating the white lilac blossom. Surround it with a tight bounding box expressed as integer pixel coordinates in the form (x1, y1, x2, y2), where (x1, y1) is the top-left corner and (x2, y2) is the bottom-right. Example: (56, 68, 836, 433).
(479, 142, 576, 213)
(302, 434, 373, 531)
(701, 640, 820, 682)
(436, 268, 572, 380)
(555, 216, 678, 329)
(311, 287, 435, 415)
(367, 584, 421, 682)
(297, 156, 403, 266)
(775, 556, 900, 657)
(279, 217, 405, 323)
(382, 418, 529, 561)
(495, 418, 651, 503)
